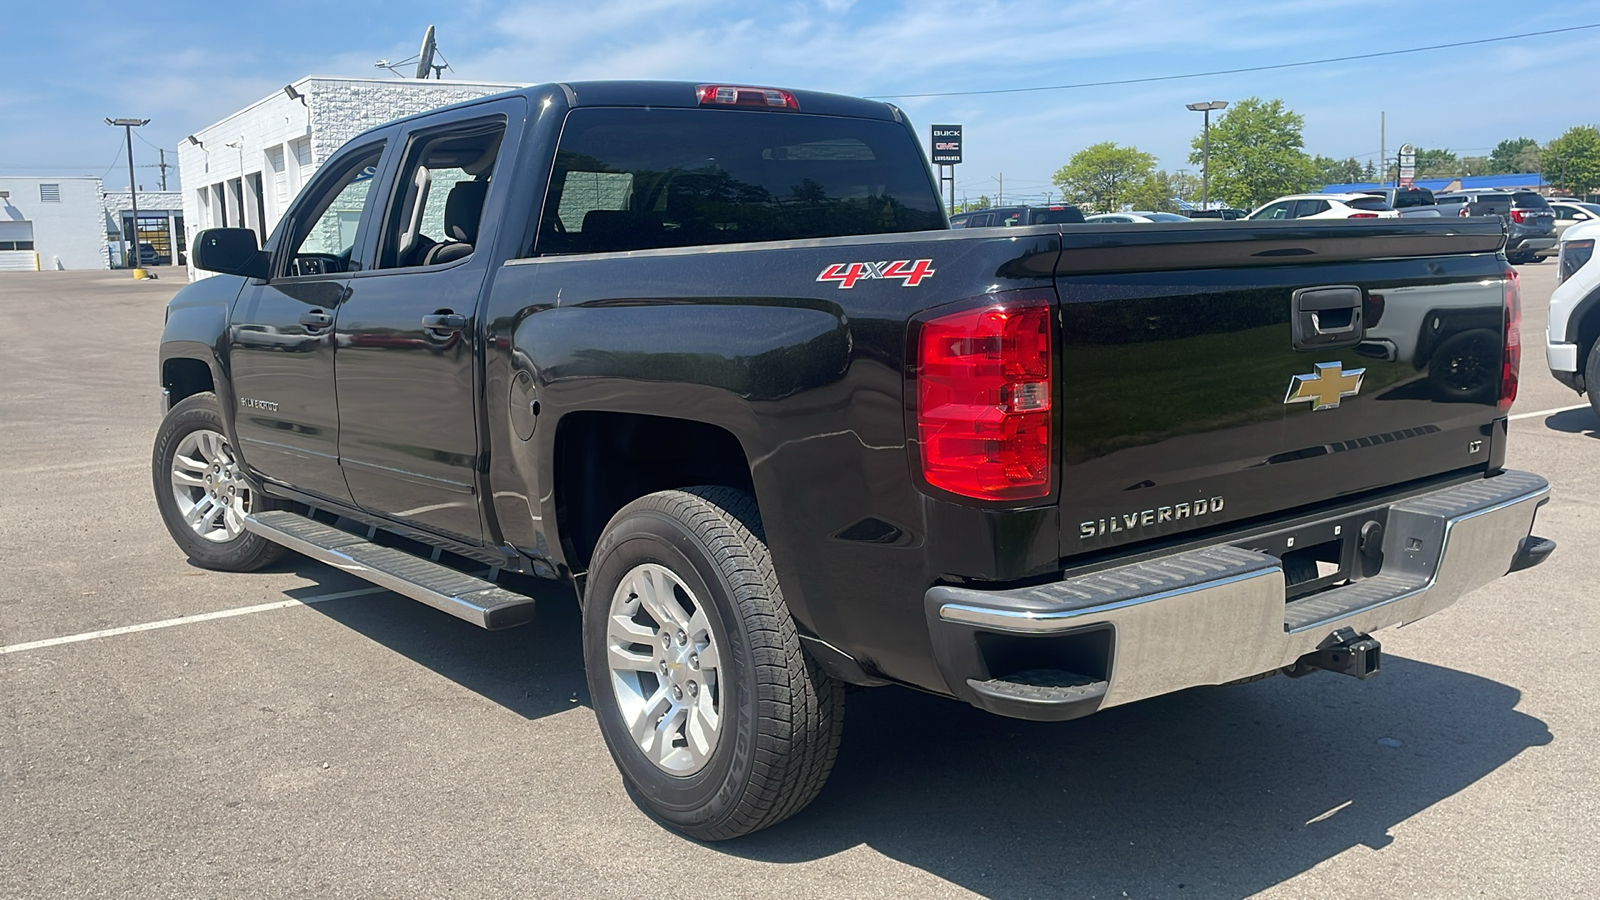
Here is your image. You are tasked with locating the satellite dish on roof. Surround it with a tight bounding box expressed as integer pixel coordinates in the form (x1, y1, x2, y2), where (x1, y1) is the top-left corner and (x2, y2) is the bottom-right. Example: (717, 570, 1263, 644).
(415, 25, 437, 79)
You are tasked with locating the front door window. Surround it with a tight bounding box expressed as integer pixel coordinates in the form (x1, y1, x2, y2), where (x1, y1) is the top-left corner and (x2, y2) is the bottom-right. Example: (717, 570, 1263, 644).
(284, 147, 384, 277)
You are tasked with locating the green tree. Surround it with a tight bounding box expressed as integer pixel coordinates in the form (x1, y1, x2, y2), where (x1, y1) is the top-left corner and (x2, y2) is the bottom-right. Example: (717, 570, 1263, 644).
(1459, 155, 1489, 177)
(1053, 142, 1160, 213)
(1514, 143, 1543, 175)
(1544, 126, 1600, 196)
(1189, 98, 1317, 209)
(1312, 155, 1367, 187)
(1125, 170, 1181, 212)
(1168, 170, 1203, 204)
(1489, 137, 1540, 174)
(1413, 148, 1460, 178)
(958, 195, 992, 212)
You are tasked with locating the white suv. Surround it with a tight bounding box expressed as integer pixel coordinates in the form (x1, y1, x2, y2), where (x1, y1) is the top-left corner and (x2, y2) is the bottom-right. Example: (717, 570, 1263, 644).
(1247, 193, 1400, 220)
(1546, 217, 1600, 416)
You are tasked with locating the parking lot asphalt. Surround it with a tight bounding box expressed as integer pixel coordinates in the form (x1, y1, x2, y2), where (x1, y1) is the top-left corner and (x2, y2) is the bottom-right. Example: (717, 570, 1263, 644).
(1, 261, 1596, 900)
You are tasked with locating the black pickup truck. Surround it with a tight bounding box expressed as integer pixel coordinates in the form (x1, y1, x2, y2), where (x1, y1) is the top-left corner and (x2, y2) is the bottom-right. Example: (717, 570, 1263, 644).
(157, 81, 1554, 840)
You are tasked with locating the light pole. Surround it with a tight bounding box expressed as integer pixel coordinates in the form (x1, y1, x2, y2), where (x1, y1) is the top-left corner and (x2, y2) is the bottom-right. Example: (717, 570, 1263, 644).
(1185, 101, 1228, 210)
(106, 117, 151, 273)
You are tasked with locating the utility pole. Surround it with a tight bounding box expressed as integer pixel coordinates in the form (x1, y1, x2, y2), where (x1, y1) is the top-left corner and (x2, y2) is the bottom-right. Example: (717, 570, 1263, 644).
(1381, 112, 1388, 187)
(1186, 101, 1228, 210)
(158, 148, 169, 191)
(997, 173, 1003, 206)
(106, 117, 151, 274)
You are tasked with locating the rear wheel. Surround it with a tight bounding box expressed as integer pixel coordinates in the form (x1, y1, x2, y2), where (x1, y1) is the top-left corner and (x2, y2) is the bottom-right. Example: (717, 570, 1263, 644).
(583, 486, 845, 840)
(1427, 328, 1500, 404)
(152, 392, 286, 572)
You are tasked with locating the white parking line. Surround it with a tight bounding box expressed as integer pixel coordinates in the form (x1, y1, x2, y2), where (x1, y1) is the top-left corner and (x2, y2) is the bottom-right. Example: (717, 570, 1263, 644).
(1508, 402, 1592, 422)
(0, 585, 387, 656)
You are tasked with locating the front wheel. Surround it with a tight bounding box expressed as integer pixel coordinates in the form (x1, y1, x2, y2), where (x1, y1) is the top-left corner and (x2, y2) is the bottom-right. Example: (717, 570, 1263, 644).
(1587, 340, 1600, 422)
(583, 487, 845, 840)
(152, 392, 286, 572)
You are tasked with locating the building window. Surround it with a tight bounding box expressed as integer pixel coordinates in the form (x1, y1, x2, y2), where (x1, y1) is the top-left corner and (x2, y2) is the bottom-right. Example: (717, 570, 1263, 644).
(39, 184, 61, 202)
(0, 241, 35, 251)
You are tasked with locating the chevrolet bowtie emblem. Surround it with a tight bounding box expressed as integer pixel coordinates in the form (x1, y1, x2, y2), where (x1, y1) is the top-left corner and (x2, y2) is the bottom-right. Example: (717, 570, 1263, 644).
(1285, 362, 1365, 411)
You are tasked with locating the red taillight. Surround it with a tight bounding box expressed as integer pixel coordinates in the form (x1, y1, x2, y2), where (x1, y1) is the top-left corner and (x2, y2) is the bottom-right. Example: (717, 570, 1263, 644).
(1510, 209, 1528, 224)
(914, 294, 1053, 501)
(1458, 206, 1470, 217)
(1500, 266, 1521, 412)
(1347, 212, 1379, 218)
(695, 84, 799, 110)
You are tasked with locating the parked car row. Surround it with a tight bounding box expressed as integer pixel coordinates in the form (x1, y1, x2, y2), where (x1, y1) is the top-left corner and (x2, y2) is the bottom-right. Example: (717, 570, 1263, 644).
(948, 191, 1589, 266)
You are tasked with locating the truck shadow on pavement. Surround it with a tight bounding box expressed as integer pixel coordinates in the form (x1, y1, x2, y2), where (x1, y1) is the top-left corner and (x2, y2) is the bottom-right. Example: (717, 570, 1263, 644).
(291, 566, 591, 721)
(1543, 406, 1598, 438)
(290, 565, 1549, 898)
(736, 662, 1550, 898)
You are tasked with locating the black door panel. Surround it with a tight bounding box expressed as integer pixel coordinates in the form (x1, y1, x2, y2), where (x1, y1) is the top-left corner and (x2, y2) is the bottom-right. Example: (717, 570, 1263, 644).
(229, 276, 351, 502)
(334, 267, 488, 543)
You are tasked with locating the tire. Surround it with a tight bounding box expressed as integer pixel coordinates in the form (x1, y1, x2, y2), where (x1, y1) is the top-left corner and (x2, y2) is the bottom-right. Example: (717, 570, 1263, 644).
(583, 486, 845, 840)
(152, 392, 286, 572)
(1587, 340, 1600, 422)
(1426, 328, 1500, 404)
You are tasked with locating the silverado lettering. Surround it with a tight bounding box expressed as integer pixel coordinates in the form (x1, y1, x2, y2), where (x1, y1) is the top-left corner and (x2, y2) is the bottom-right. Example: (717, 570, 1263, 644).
(1079, 496, 1226, 539)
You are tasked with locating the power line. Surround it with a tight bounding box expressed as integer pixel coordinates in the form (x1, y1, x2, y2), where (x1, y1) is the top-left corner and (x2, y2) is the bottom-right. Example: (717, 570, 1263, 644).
(0, 163, 168, 170)
(869, 23, 1600, 99)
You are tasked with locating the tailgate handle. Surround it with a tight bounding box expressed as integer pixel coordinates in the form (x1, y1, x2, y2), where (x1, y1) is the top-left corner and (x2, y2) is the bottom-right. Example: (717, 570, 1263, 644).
(1292, 286, 1364, 351)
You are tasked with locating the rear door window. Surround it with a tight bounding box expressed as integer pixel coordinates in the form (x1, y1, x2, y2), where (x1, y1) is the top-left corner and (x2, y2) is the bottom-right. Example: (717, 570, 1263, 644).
(532, 107, 944, 255)
(1293, 199, 1330, 217)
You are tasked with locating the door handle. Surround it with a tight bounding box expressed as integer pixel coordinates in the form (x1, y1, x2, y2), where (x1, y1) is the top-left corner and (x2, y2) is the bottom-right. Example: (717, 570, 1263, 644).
(298, 310, 333, 329)
(1291, 286, 1364, 351)
(421, 312, 467, 332)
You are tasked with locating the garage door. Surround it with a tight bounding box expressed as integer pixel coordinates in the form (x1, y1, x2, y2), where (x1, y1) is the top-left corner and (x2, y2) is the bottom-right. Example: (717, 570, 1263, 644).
(0, 221, 36, 270)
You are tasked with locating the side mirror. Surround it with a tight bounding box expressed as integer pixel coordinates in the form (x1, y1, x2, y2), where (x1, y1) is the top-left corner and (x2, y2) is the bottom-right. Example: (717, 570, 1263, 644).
(192, 228, 269, 279)
(1576, 213, 1591, 221)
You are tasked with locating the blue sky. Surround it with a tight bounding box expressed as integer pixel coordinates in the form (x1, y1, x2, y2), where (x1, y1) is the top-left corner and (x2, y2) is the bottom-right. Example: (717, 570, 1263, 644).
(6, 0, 1600, 205)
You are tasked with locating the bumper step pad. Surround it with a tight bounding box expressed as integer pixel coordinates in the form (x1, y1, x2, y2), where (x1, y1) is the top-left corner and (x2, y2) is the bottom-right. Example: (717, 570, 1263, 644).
(244, 509, 536, 630)
(965, 670, 1109, 722)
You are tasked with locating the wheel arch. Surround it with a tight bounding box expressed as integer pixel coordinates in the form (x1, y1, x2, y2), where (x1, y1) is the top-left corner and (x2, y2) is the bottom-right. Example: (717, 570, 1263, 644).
(162, 355, 216, 405)
(1563, 282, 1600, 361)
(551, 410, 755, 575)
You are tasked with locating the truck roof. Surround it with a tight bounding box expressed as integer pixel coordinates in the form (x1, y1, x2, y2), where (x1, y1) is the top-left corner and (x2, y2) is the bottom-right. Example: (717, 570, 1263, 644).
(365, 80, 903, 138)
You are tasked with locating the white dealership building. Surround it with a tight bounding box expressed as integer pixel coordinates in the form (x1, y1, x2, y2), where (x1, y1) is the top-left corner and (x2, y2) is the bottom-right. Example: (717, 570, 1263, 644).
(178, 75, 524, 278)
(0, 176, 185, 271)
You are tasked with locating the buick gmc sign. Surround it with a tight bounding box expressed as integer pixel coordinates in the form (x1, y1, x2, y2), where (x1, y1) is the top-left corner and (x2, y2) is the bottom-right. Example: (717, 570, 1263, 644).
(930, 124, 962, 165)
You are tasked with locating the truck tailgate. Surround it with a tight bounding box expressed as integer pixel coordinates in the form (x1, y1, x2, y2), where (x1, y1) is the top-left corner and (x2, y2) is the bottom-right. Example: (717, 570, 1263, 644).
(1053, 219, 1509, 559)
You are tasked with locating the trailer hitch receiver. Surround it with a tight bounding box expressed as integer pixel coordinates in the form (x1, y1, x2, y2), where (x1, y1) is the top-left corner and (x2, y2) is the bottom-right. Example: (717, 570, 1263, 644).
(1285, 627, 1381, 679)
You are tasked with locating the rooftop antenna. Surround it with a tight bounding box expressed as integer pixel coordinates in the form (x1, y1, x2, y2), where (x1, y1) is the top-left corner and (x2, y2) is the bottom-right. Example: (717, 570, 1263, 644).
(375, 26, 451, 78)
(415, 25, 438, 79)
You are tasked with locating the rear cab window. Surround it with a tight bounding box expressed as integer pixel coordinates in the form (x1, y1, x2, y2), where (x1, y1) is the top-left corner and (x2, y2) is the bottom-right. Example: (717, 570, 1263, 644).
(532, 108, 944, 255)
(1392, 189, 1433, 208)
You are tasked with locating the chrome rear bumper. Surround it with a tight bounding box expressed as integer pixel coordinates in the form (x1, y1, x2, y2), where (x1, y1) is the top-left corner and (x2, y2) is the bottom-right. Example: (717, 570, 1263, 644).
(927, 470, 1551, 720)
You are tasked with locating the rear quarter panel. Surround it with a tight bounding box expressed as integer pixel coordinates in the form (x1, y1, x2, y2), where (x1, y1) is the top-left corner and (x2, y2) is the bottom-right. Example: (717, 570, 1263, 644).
(483, 227, 1061, 691)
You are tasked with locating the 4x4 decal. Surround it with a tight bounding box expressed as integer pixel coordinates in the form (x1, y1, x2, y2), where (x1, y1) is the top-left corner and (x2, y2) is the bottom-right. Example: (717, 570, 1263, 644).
(817, 259, 935, 289)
